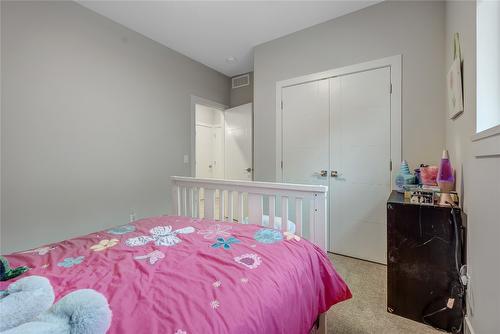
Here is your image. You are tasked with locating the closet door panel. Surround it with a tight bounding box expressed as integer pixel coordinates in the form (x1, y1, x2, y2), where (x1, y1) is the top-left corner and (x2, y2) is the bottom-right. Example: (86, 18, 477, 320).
(330, 67, 391, 263)
(282, 80, 330, 238)
(282, 80, 330, 186)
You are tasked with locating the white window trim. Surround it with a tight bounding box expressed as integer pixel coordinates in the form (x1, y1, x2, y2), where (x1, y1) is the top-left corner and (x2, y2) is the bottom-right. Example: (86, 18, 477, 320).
(471, 124, 500, 157)
(474, 0, 500, 156)
(472, 124, 500, 141)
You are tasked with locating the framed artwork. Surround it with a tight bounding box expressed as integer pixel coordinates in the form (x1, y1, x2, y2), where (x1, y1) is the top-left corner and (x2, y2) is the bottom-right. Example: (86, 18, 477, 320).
(448, 33, 463, 119)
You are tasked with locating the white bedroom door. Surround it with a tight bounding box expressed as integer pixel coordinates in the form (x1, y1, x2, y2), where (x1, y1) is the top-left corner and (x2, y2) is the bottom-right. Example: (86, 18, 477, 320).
(224, 103, 253, 181)
(195, 124, 216, 178)
(329, 67, 391, 264)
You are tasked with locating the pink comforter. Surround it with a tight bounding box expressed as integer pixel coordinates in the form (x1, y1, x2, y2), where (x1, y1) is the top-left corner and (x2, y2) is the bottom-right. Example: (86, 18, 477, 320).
(1, 216, 351, 333)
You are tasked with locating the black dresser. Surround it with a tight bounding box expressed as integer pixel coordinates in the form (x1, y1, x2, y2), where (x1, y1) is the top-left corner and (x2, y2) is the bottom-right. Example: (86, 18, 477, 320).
(387, 191, 465, 333)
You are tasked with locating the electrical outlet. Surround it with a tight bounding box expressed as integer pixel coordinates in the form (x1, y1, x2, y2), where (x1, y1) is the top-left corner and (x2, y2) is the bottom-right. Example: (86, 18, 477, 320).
(183, 155, 189, 164)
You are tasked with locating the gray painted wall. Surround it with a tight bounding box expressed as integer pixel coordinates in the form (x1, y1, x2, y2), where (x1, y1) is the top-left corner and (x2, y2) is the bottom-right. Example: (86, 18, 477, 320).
(1, 1, 230, 253)
(230, 72, 253, 107)
(253, 0, 446, 181)
(445, 2, 500, 333)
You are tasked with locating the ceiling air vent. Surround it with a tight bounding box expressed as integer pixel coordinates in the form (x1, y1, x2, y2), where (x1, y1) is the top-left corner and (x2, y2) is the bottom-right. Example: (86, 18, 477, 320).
(232, 74, 250, 89)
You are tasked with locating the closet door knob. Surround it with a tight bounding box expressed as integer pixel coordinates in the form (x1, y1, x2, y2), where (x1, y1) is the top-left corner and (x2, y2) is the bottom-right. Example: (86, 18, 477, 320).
(319, 170, 328, 177)
(331, 170, 338, 177)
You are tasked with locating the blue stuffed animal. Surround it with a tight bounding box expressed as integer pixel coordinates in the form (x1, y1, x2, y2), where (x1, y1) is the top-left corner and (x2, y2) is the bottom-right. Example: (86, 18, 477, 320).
(0, 276, 112, 334)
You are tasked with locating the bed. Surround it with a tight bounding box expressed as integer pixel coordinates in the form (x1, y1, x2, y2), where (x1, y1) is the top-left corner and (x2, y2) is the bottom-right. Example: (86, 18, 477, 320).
(0, 177, 351, 333)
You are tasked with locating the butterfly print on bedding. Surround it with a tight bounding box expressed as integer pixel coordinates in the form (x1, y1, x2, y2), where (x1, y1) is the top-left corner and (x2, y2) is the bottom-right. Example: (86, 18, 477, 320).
(126, 226, 195, 247)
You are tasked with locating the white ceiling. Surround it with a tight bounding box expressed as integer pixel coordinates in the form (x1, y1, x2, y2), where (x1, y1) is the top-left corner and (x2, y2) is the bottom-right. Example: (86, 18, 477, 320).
(78, 1, 380, 77)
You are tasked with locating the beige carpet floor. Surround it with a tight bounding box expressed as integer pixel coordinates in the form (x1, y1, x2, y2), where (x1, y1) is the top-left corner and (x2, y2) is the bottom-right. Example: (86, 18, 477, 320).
(327, 254, 441, 334)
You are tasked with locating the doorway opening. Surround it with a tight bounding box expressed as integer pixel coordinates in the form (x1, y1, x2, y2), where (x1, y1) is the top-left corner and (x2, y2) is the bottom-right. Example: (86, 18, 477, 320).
(191, 96, 253, 219)
(192, 99, 253, 181)
(195, 104, 225, 179)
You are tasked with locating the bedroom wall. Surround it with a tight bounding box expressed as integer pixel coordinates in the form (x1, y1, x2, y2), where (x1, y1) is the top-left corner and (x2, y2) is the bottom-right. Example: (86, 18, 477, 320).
(1, 1, 230, 253)
(445, 1, 500, 333)
(253, 0, 446, 181)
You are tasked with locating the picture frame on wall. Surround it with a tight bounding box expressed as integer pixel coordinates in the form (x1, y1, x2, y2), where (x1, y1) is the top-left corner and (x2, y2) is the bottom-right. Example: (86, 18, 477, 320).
(447, 32, 464, 119)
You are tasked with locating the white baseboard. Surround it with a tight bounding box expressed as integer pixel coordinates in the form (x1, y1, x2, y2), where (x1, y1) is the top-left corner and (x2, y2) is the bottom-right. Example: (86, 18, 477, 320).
(464, 316, 475, 334)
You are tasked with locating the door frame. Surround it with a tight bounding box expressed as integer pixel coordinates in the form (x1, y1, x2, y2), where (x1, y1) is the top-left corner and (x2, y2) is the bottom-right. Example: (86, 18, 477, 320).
(190, 95, 227, 177)
(275, 55, 402, 189)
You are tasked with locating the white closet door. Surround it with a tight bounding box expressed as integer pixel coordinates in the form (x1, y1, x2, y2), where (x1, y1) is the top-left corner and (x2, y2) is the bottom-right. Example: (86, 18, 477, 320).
(330, 67, 391, 264)
(224, 103, 253, 181)
(282, 80, 330, 187)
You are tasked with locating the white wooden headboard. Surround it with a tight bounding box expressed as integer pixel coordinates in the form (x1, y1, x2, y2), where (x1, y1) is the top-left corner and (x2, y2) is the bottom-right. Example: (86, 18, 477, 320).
(171, 176, 328, 250)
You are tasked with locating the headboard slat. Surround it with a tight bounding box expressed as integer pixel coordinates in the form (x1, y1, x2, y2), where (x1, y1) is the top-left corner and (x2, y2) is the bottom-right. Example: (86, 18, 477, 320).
(171, 176, 328, 250)
(281, 196, 289, 232)
(268, 196, 276, 229)
(248, 193, 263, 226)
(295, 197, 303, 235)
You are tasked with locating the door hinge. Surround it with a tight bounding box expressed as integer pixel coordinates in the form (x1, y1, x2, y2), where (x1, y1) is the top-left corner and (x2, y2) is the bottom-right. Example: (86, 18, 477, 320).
(281, 100, 283, 110)
(389, 83, 393, 94)
(390, 160, 393, 171)
(280, 161, 284, 169)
